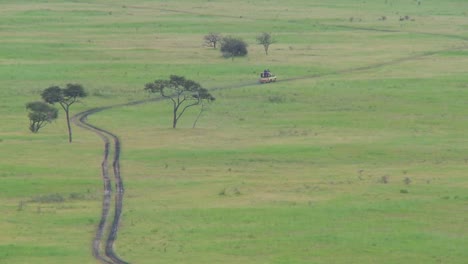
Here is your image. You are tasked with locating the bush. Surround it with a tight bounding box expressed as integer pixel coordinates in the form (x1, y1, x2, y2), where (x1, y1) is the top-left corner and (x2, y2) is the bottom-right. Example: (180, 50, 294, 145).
(29, 193, 65, 203)
(268, 95, 286, 103)
(220, 36, 248, 58)
(380, 175, 389, 184)
(69, 192, 86, 200)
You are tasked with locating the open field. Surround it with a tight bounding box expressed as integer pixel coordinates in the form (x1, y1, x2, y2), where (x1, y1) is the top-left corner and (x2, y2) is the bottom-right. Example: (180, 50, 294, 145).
(1, 0, 468, 263)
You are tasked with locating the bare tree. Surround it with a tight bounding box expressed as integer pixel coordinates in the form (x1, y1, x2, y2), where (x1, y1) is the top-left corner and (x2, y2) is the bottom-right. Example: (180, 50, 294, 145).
(256, 32, 275, 55)
(204, 33, 222, 49)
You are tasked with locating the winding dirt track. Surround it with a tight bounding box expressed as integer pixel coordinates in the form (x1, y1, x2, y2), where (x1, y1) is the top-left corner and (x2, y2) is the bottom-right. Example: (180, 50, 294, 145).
(72, 106, 131, 264)
(69, 13, 467, 263)
(71, 99, 163, 264)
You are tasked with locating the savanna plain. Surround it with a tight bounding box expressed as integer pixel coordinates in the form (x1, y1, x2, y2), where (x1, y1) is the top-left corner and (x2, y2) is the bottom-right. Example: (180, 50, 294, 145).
(1, 0, 468, 263)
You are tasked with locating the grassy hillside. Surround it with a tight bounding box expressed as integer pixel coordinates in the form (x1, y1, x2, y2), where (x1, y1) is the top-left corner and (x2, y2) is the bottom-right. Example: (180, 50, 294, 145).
(1, 0, 468, 263)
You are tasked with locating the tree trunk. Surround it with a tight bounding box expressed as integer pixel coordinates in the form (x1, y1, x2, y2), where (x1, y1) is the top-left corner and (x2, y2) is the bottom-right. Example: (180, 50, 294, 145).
(65, 108, 72, 143)
(172, 108, 177, 128)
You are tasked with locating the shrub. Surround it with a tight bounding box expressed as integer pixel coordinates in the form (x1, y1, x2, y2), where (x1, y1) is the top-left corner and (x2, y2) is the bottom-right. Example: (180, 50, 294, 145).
(29, 193, 65, 203)
(268, 95, 286, 103)
(380, 175, 389, 184)
(220, 36, 248, 58)
(404, 177, 412, 185)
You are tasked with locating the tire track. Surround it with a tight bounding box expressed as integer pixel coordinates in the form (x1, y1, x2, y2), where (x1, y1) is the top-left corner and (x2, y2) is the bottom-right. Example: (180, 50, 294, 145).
(213, 44, 468, 90)
(72, 106, 130, 264)
(72, 98, 162, 264)
(276, 45, 468, 84)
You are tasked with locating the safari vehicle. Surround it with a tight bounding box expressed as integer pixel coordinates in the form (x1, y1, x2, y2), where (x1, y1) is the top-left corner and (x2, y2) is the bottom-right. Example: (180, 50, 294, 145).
(259, 70, 277, 83)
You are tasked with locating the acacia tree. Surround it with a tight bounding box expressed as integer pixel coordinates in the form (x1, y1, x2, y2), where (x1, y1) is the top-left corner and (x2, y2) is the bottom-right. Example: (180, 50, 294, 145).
(41, 84, 87, 143)
(220, 36, 248, 59)
(144, 75, 215, 128)
(256, 32, 274, 55)
(204, 32, 222, 49)
(26, 101, 58, 133)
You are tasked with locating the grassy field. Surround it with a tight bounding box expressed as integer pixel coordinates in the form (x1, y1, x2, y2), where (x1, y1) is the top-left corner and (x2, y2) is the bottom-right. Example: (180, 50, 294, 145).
(1, 0, 468, 263)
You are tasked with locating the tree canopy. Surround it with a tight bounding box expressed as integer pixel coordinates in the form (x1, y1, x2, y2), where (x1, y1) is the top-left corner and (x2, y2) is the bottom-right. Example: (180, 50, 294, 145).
(26, 101, 58, 133)
(41, 83, 87, 142)
(145, 75, 215, 128)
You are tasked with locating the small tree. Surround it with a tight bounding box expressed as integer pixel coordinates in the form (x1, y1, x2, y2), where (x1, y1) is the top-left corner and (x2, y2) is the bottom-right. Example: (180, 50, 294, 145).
(26, 101, 58, 133)
(256, 32, 275, 55)
(192, 87, 215, 128)
(220, 36, 248, 59)
(144, 75, 215, 128)
(204, 33, 222, 49)
(41, 84, 87, 143)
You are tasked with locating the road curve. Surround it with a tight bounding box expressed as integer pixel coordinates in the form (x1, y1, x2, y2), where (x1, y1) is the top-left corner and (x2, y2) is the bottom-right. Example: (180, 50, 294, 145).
(72, 106, 130, 264)
(71, 98, 163, 264)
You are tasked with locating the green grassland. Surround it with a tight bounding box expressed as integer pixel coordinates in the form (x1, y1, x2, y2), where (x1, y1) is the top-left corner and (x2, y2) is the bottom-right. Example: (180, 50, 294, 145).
(1, 0, 468, 263)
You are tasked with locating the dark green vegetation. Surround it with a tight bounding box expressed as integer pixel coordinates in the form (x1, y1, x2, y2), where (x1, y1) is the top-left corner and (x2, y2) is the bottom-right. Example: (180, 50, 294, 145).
(25, 101, 58, 133)
(41, 84, 87, 142)
(220, 36, 249, 59)
(1, 0, 468, 263)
